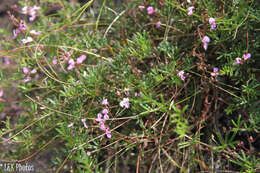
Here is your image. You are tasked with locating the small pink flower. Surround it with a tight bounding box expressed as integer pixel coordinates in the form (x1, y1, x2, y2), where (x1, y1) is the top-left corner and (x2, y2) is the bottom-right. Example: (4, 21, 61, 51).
(22, 37, 33, 44)
(116, 90, 121, 96)
(104, 114, 109, 120)
(243, 53, 251, 61)
(67, 59, 75, 70)
(76, 55, 86, 65)
(233, 57, 242, 65)
(209, 17, 216, 30)
(147, 6, 155, 15)
(138, 5, 145, 10)
(33, 6, 41, 11)
(87, 151, 91, 156)
(202, 36, 210, 50)
(120, 98, 130, 108)
(187, 0, 191, 3)
(67, 64, 74, 70)
(68, 59, 75, 65)
(30, 69, 37, 74)
(53, 56, 58, 65)
(23, 67, 30, 75)
(99, 123, 106, 131)
(30, 30, 41, 35)
(22, 6, 28, 14)
(187, 6, 194, 15)
(3, 57, 10, 65)
(81, 118, 88, 129)
(177, 70, 186, 81)
(96, 113, 103, 122)
(105, 128, 111, 138)
(102, 98, 109, 105)
(19, 23, 26, 31)
(13, 29, 20, 39)
(22, 5, 40, 22)
(156, 21, 161, 29)
(102, 108, 109, 115)
(68, 123, 74, 128)
(211, 67, 219, 76)
(0, 90, 3, 97)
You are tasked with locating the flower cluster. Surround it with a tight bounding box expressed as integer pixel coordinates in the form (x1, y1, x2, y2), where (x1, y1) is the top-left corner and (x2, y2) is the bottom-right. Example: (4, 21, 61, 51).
(22, 67, 37, 83)
(96, 99, 111, 138)
(138, 5, 155, 15)
(177, 70, 186, 81)
(120, 98, 130, 108)
(30, 30, 41, 36)
(22, 5, 41, 21)
(202, 36, 210, 50)
(233, 53, 251, 65)
(67, 55, 86, 71)
(187, 6, 195, 15)
(13, 22, 26, 39)
(211, 67, 219, 76)
(22, 37, 33, 44)
(209, 17, 216, 30)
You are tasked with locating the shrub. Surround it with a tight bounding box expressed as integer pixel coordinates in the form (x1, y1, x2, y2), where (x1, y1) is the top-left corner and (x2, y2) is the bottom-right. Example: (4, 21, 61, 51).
(0, 0, 259, 172)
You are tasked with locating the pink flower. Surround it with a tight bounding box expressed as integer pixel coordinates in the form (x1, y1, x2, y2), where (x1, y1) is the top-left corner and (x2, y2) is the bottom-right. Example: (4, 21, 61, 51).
(81, 118, 88, 129)
(3, 57, 10, 65)
(13, 29, 20, 39)
(102, 108, 108, 115)
(187, 0, 191, 3)
(99, 123, 106, 131)
(87, 151, 91, 156)
(147, 6, 155, 15)
(22, 6, 28, 14)
(102, 98, 109, 105)
(22, 5, 40, 22)
(243, 53, 251, 61)
(105, 128, 111, 138)
(177, 70, 186, 81)
(233, 57, 242, 65)
(30, 30, 41, 35)
(156, 21, 161, 29)
(96, 113, 103, 122)
(30, 69, 37, 74)
(0, 90, 3, 97)
(67, 59, 75, 70)
(138, 5, 145, 10)
(209, 17, 216, 30)
(211, 67, 219, 76)
(120, 98, 130, 108)
(22, 37, 33, 44)
(116, 90, 121, 96)
(104, 114, 109, 120)
(53, 56, 58, 65)
(202, 36, 210, 50)
(187, 6, 195, 15)
(68, 123, 74, 128)
(23, 67, 30, 75)
(76, 55, 86, 65)
(19, 23, 26, 31)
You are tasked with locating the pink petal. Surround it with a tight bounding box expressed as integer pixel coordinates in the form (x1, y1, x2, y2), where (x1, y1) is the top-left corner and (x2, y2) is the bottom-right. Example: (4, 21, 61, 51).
(23, 67, 30, 74)
(76, 55, 86, 65)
